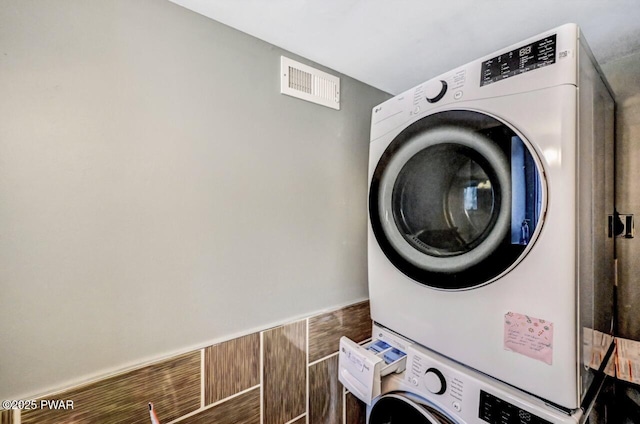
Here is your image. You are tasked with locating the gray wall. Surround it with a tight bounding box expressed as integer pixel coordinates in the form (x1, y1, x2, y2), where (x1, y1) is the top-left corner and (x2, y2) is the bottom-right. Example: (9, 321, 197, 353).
(0, 0, 390, 398)
(602, 51, 640, 341)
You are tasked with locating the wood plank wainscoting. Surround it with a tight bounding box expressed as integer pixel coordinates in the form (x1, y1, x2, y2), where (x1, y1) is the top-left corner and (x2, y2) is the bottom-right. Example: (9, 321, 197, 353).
(2, 301, 371, 424)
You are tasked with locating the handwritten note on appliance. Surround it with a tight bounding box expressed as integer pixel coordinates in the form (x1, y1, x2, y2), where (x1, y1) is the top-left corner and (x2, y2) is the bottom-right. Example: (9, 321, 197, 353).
(504, 312, 554, 365)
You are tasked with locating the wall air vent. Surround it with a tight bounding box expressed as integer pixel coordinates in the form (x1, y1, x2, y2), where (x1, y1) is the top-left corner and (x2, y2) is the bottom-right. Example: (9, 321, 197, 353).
(281, 56, 340, 110)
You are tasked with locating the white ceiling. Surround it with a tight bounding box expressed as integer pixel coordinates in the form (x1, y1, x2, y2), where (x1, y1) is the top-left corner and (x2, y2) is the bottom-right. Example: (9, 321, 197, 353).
(169, 0, 640, 95)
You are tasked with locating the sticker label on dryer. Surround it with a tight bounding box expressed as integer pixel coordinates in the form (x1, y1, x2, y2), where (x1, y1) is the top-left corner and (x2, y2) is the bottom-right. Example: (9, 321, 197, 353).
(503, 312, 554, 365)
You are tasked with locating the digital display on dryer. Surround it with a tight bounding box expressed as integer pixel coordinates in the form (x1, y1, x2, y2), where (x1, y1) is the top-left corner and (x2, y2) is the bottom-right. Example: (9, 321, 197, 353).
(480, 34, 556, 86)
(479, 391, 552, 424)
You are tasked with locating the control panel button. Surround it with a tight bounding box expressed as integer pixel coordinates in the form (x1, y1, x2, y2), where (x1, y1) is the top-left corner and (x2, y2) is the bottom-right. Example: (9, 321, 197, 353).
(424, 367, 447, 395)
(454, 90, 463, 100)
(424, 80, 448, 103)
(452, 401, 461, 412)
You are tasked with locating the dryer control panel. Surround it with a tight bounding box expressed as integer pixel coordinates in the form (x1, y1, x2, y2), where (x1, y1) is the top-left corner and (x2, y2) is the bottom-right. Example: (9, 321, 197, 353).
(480, 34, 557, 87)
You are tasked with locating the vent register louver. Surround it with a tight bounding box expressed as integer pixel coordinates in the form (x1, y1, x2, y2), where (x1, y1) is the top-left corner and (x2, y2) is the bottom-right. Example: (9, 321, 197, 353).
(280, 56, 341, 110)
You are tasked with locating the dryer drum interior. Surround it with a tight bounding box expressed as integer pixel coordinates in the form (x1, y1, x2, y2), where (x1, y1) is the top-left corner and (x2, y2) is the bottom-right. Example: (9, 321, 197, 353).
(369, 110, 545, 290)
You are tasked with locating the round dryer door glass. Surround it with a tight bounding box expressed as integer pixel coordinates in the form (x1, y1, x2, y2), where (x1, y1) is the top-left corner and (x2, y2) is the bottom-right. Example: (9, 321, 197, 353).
(392, 142, 500, 257)
(369, 110, 545, 290)
(368, 394, 457, 424)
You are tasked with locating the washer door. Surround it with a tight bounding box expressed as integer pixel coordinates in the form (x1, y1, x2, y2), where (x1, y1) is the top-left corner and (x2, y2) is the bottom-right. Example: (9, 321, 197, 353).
(369, 110, 545, 289)
(368, 394, 458, 424)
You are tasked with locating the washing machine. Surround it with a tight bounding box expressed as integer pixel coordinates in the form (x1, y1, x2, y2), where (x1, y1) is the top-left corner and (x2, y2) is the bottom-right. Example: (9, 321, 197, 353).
(367, 23, 615, 410)
(363, 325, 587, 424)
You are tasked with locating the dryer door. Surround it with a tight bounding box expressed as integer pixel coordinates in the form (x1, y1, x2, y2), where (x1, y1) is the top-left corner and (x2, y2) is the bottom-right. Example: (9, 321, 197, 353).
(368, 393, 458, 424)
(369, 110, 545, 289)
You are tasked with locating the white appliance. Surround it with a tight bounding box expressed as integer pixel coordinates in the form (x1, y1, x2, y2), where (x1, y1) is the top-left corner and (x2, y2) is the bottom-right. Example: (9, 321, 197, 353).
(367, 24, 615, 410)
(363, 325, 586, 424)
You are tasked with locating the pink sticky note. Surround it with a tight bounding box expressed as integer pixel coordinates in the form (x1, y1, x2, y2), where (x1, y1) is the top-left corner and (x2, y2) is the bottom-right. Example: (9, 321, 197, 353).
(504, 312, 553, 365)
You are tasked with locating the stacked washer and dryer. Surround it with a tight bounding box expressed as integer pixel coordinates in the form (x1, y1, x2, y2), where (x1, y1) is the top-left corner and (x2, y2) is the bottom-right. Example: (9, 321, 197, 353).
(341, 24, 616, 423)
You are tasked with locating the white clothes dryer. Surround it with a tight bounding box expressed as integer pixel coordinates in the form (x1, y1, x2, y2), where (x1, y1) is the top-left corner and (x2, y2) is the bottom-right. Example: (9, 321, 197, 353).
(366, 325, 587, 424)
(367, 24, 615, 410)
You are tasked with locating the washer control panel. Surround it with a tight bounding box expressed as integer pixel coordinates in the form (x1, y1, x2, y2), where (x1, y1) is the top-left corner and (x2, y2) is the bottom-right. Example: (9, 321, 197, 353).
(405, 345, 574, 423)
(406, 348, 466, 413)
(479, 390, 552, 424)
(374, 324, 580, 423)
